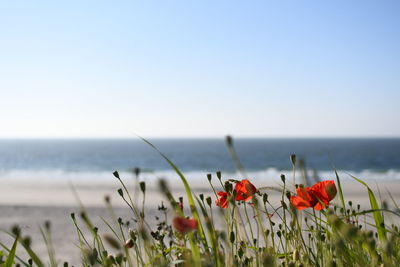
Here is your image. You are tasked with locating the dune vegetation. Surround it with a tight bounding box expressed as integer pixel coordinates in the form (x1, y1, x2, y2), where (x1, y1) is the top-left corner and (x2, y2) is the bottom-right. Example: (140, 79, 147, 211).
(1, 136, 400, 267)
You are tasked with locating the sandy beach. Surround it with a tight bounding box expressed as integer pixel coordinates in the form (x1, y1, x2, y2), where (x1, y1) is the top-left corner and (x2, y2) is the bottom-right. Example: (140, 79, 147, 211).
(1, 177, 400, 265)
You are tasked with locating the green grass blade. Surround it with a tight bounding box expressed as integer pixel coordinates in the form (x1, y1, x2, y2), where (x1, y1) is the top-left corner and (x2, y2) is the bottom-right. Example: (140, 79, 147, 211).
(348, 174, 387, 241)
(195, 196, 220, 267)
(4, 236, 18, 267)
(334, 170, 346, 212)
(138, 137, 209, 251)
(0, 242, 30, 267)
(2, 231, 44, 266)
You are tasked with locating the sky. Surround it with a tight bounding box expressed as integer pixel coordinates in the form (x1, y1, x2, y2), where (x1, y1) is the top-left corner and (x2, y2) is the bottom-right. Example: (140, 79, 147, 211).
(0, 1, 399, 138)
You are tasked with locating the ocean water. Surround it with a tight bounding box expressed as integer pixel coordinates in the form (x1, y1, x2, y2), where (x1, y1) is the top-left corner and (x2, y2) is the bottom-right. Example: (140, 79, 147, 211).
(0, 138, 399, 181)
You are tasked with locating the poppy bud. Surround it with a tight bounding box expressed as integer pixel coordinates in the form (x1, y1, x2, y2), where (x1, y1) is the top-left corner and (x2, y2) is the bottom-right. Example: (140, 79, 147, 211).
(280, 174, 286, 184)
(133, 167, 140, 177)
(216, 171, 222, 180)
(117, 188, 123, 197)
(115, 253, 123, 264)
(44, 221, 51, 231)
(230, 231, 235, 243)
(206, 196, 212, 207)
(207, 173, 212, 182)
(139, 181, 146, 193)
(128, 229, 137, 241)
(263, 193, 268, 204)
(224, 181, 233, 193)
(225, 135, 233, 146)
(290, 154, 296, 166)
(22, 236, 31, 247)
(113, 171, 120, 179)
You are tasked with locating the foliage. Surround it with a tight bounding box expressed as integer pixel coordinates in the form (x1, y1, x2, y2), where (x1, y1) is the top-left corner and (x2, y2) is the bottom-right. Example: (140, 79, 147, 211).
(2, 136, 400, 267)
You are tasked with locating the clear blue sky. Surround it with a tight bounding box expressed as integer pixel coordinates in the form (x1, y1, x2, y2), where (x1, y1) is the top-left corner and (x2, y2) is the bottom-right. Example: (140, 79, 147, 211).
(0, 1, 399, 138)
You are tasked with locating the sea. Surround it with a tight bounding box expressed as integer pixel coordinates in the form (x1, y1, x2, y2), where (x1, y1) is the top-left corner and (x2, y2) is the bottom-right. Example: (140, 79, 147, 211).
(0, 138, 399, 181)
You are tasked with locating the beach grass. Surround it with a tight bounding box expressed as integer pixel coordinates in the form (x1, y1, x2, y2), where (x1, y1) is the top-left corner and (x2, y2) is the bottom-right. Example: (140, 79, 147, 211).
(1, 136, 400, 266)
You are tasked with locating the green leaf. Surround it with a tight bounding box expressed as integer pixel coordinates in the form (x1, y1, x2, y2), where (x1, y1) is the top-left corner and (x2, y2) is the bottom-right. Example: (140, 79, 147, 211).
(349, 174, 386, 242)
(4, 236, 18, 267)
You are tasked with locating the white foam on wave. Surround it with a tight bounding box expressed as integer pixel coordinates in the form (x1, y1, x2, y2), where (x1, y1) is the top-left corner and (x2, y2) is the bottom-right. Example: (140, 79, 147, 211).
(1, 168, 400, 182)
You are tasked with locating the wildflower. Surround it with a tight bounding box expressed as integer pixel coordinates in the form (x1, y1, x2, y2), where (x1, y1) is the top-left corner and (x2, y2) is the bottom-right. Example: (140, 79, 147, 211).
(290, 180, 337, 210)
(172, 217, 198, 234)
(215, 191, 229, 208)
(235, 179, 257, 201)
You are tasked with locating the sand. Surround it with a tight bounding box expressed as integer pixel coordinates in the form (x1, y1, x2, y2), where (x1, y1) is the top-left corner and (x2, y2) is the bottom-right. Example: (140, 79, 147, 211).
(1, 177, 400, 265)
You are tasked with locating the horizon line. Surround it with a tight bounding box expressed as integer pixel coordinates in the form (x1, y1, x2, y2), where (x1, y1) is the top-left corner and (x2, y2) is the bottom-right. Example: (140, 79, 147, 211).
(0, 136, 400, 140)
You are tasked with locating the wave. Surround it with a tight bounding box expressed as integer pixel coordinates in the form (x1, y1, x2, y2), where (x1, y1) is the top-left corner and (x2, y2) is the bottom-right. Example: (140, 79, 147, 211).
(1, 168, 400, 181)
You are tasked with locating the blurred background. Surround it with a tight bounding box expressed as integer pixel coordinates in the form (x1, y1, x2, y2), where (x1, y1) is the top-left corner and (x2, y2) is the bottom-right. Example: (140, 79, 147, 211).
(0, 0, 399, 180)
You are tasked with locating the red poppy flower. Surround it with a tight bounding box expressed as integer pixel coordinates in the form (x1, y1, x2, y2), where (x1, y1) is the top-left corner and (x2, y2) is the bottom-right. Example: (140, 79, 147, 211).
(215, 191, 229, 208)
(235, 179, 257, 201)
(172, 217, 198, 234)
(290, 180, 337, 210)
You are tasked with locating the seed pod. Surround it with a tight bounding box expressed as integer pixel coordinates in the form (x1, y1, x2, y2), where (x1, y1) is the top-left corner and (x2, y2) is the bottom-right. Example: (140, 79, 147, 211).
(207, 173, 212, 181)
